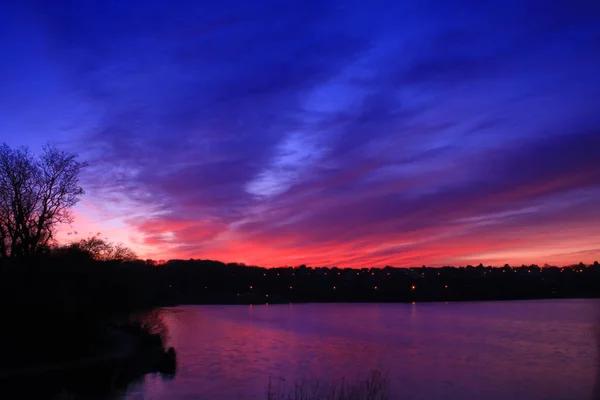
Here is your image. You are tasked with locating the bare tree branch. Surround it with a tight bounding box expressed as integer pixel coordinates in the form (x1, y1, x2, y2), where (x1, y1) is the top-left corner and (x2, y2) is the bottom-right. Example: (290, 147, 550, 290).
(0, 143, 87, 258)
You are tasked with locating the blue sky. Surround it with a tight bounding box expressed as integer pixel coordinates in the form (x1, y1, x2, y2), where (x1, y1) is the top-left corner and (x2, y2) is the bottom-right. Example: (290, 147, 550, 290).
(1, 0, 599, 266)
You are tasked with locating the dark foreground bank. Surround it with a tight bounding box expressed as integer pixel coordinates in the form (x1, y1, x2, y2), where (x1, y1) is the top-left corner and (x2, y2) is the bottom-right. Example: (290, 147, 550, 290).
(0, 308, 176, 398)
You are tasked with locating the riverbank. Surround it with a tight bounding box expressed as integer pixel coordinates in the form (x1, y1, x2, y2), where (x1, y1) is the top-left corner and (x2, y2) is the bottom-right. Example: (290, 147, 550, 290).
(0, 317, 176, 398)
(0, 327, 135, 381)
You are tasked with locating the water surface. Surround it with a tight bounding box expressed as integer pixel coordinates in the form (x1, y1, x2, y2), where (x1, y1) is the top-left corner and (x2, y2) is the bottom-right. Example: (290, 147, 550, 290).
(123, 300, 600, 400)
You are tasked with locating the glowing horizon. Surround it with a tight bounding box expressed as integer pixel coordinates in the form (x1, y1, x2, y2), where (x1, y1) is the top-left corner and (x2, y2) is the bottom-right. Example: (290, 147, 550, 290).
(55, 199, 600, 268)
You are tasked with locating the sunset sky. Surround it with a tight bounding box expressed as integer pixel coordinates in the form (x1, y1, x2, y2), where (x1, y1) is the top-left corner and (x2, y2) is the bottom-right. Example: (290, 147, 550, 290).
(1, 1, 599, 267)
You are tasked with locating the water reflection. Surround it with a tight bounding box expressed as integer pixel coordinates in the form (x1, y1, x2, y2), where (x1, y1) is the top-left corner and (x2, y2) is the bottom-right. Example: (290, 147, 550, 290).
(124, 300, 599, 400)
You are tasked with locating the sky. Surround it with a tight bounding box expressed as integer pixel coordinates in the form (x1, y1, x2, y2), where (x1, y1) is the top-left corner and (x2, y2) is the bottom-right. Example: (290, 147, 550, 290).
(1, 0, 600, 268)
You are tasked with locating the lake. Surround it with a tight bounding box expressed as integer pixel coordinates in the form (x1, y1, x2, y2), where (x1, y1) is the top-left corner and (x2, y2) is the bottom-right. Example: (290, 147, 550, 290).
(122, 300, 600, 400)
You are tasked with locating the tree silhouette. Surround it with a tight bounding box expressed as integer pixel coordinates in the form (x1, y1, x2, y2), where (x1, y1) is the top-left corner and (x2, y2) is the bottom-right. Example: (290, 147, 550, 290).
(111, 242, 137, 262)
(0, 143, 87, 258)
(59, 233, 137, 261)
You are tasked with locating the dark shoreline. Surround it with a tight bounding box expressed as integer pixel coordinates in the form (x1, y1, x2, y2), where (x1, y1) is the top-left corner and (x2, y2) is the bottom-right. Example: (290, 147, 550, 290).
(0, 323, 176, 398)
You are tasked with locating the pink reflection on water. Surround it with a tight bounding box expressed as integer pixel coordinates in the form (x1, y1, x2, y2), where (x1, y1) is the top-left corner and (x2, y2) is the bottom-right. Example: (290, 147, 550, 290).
(125, 300, 599, 400)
